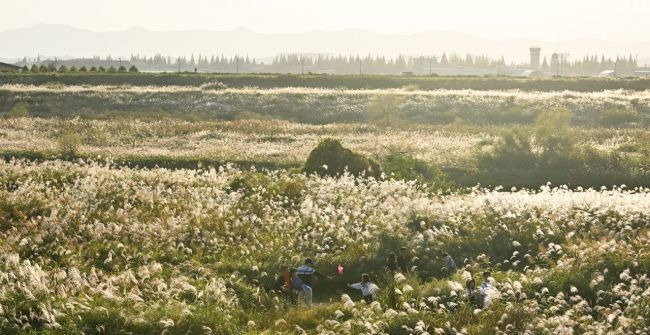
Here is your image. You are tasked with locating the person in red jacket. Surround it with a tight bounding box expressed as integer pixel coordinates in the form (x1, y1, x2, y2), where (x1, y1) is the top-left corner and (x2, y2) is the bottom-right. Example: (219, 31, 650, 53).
(274, 265, 292, 292)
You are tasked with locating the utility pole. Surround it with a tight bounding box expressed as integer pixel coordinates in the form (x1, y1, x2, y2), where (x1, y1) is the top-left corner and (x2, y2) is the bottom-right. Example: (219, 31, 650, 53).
(236, 55, 239, 74)
(119, 57, 122, 68)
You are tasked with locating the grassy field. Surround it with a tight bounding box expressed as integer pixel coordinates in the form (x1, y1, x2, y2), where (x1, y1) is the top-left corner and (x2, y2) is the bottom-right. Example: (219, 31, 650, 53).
(2, 84, 650, 127)
(0, 117, 648, 188)
(0, 75, 650, 334)
(1, 160, 649, 334)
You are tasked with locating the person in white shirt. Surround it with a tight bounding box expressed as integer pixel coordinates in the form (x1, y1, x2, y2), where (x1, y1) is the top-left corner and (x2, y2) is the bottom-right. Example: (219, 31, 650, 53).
(479, 271, 493, 308)
(347, 273, 379, 303)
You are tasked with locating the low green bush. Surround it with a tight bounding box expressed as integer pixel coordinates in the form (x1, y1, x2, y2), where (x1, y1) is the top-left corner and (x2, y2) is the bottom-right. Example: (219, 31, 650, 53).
(382, 153, 453, 192)
(6, 102, 30, 118)
(600, 108, 640, 127)
(56, 128, 82, 157)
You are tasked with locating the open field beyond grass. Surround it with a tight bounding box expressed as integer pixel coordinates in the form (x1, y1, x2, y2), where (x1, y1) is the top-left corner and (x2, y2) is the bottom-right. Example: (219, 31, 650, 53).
(2, 85, 650, 127)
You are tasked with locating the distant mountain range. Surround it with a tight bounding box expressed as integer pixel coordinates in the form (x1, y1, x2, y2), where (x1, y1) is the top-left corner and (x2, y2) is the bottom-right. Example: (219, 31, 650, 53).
(1, 24, 649, 64)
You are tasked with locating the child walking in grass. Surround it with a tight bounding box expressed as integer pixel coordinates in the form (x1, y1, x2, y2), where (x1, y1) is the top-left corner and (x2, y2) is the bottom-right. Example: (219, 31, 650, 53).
(347, 273, 379, 303)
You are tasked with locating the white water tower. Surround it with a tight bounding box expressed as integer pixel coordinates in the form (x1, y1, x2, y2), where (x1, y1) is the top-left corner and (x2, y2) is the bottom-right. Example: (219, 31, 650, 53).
(530, 47, 541, 69)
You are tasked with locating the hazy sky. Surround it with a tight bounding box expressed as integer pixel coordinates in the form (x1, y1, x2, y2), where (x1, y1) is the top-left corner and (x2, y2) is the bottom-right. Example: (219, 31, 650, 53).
(2, 0, 650, 41)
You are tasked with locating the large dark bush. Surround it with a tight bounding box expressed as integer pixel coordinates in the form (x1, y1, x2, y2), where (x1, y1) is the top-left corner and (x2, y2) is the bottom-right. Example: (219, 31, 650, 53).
(303, 138, 381, 178)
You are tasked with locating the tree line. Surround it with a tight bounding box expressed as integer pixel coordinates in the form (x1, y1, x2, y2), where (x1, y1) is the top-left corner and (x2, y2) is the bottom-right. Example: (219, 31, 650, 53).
(21, 63, 139, 73)
(14, 52, 642, 76)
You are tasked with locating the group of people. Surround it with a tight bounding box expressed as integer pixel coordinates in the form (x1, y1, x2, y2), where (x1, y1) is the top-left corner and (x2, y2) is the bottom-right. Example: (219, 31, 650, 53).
(275, 258, 380, 307)
(385, 249, 457, 275)
(390, 250, 494, 309)
(275, 250, 494, 309)
(441, 252, 495, 309)
(466, 271, 494, 308)
(275, 259, 326, 307)
(385, 247, 412, 273)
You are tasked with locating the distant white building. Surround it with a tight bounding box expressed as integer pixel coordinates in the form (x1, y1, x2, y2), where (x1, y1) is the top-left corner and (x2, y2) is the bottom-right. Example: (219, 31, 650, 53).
(634, 70, 650, 77)
(520, 69, 545, 78)
(598, 70, 616, 78)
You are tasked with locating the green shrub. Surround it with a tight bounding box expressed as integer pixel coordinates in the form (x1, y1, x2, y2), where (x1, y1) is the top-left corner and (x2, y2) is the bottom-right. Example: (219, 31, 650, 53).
(534, 109, 576, 166)
(107, 66, 117, 73)
(600, 108, 640, 127)
(303, 138, 381, 178)
(472, 108, 650, 188)
(128, 65, 139, 73)
(228, 171, 305, 210)
(118, 65, 127, 72)
(478, 128, 537, 171)
(6, 102, 30, 118)
(382, 153, 453, 191)
(366, 94, 407, 127)
(480, 109, 575, 170)
(44, 81, 65, 90)
(57, 128, 82, 156)
(490, 105, 537, 124)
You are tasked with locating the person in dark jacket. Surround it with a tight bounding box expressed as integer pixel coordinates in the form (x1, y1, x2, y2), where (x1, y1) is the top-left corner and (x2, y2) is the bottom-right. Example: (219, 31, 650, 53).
(466, 276, 481, 306)
(290, 268, 312, 307)
(443, 252, 457, 275)
(296, 258, 329, 287)
(397, 247, 410, 273)
(386, 252, 400, 273)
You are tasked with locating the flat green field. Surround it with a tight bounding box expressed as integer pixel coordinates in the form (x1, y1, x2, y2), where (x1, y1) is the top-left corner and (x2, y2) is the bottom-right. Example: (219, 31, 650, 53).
(2, 72, 650, 91)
